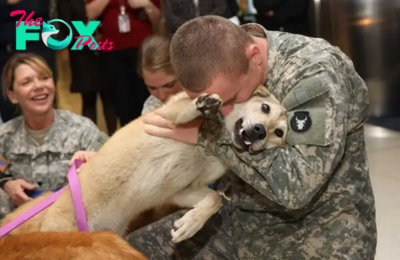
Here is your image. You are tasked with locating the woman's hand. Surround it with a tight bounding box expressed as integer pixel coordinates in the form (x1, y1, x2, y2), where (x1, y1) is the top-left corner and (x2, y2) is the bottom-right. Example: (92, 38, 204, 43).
(69, 151, 97, 166)
(127, 0, 150, 9)
(4, 179, 35, 207)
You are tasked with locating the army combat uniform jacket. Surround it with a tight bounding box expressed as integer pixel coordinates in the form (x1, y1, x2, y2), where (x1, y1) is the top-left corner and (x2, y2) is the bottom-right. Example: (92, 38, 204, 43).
(127, 24, 377, 260)
(0, 110, 108, 218)
(141, 95, 164, 115)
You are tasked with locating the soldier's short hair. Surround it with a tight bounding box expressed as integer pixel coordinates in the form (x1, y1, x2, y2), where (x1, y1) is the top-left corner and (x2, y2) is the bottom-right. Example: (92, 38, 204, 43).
(170, 15, 254, 92)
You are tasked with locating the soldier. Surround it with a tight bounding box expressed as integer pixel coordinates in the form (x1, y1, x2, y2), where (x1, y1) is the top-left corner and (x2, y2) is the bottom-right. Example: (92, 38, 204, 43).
(0, 53, 108, 219)
(128, 16, 377, 259)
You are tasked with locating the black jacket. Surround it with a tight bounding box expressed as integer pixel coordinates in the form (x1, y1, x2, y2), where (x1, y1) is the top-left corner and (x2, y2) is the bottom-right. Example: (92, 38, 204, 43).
(162, 0, 237, 33)
(0, 0, 52, 47)
(253, 0, 312, 36)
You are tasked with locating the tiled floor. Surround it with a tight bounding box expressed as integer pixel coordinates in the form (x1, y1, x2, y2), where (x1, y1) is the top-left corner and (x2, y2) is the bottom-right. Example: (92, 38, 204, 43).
(56, 50, 399, 259)
(365, 124, 400, 260)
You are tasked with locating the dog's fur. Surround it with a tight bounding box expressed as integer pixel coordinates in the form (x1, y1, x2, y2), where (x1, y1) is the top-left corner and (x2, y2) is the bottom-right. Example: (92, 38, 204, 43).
(0, 231, 148, 260)
(1, 86, 287, 244)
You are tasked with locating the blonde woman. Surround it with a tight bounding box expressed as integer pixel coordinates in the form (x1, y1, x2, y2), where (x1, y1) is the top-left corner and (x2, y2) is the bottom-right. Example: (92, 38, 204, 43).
(0, 53, 108, 218)
(138, 33, 182, 114)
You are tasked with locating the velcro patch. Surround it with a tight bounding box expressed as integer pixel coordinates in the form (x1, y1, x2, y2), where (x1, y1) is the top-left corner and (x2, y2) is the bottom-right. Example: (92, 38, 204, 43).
(290, 111, 312, 133)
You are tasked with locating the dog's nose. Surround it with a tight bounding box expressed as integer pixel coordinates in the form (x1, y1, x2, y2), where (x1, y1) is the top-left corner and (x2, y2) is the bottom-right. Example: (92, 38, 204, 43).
(250, 124, 267, 140)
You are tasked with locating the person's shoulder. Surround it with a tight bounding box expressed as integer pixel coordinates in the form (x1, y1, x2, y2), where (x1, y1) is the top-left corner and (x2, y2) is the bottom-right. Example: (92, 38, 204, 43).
(0, 116, 24, 150)
(273, 31, 349, 63)
(144, 95, 163, 107)
(142, 95, 164, 115)
(56, 109, 99, 131)
(0, 116, 23, 137)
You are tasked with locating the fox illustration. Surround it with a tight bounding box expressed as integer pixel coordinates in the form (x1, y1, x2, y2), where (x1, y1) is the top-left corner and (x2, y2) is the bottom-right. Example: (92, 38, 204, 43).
(41, 21, 72, 50)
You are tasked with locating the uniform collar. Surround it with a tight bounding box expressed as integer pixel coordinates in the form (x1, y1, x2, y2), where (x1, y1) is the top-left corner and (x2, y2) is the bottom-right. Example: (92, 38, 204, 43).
(9, 110, 64, 156)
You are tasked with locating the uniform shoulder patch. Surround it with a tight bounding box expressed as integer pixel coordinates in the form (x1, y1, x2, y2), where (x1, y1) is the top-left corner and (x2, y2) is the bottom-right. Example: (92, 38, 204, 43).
(0, 155, 9, 173)
(290, 111, 312, 132)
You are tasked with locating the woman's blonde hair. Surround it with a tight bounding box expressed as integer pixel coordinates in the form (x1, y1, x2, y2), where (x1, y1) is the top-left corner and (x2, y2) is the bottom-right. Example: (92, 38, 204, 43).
(2, 52, 53, 97)
(1, 52, 57, 113)
(137, 32, 174, 76)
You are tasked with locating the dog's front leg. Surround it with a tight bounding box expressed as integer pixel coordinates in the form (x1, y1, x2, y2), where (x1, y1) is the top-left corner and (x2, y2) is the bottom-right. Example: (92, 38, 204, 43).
(174, 93, 223, 125)
(168, 187, 222, 243)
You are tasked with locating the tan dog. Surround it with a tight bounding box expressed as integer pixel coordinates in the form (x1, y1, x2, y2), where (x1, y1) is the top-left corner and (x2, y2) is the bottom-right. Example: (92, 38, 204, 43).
(0, 231, 148, 260)
(1, 86, 287, 244)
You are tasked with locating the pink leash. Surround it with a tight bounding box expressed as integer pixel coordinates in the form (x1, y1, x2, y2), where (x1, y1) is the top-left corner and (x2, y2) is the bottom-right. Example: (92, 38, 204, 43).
(0, 159, 88, 237)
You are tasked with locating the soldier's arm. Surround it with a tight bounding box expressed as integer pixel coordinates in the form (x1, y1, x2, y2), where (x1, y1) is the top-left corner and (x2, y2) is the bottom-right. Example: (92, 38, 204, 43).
(0, 138, 14, 188)
(198, 71, 353, 210)
(0, 161, 14, 189)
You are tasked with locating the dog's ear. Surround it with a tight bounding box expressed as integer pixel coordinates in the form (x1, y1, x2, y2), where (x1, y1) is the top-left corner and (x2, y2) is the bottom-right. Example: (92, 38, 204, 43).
(252, 85, 281, 104)
(252, 85, 272, 98)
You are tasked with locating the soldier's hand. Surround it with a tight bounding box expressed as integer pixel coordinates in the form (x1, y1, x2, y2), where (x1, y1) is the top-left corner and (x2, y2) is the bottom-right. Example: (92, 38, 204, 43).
(4, 179, 35, 207)
(69, 151, 97, 167)
(142, 110, 204, 145)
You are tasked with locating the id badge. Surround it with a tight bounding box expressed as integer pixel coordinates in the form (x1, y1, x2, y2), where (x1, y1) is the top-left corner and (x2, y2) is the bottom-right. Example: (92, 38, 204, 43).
(118, 6, 131, 33)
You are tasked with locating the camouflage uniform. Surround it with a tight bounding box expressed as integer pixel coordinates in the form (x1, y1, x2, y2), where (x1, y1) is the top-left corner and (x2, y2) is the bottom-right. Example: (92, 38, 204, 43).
(0, 109, 108, 219)
(142, 95, 164, 115)
(127, 23, 377, 259)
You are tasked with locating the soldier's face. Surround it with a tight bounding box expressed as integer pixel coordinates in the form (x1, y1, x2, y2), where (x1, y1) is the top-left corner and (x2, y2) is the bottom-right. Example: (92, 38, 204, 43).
(7, 64, 55, 116)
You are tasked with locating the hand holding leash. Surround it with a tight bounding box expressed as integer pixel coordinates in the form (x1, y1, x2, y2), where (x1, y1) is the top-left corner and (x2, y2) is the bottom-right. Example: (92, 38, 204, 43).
(0, 159, 88, 238)
(4, 179, 35, 206)
(69, 151, 97, 167)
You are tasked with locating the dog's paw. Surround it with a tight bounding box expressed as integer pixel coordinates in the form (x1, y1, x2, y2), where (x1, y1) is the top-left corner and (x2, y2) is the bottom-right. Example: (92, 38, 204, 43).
(195, 94, 222, 119)
(170, 209, 207, 243)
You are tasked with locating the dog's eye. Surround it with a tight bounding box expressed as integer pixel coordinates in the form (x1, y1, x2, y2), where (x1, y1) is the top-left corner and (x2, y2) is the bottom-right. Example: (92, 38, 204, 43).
(261, 104, 270, 113)
(275, 129, 284, 138)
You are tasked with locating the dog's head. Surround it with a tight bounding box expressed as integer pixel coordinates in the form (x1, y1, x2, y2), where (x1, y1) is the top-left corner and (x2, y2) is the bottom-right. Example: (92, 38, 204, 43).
(225, 86, 287, 153)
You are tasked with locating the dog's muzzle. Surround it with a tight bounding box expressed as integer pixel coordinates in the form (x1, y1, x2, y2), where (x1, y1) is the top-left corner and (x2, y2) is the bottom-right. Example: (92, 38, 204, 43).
(234, 118, 267, 147)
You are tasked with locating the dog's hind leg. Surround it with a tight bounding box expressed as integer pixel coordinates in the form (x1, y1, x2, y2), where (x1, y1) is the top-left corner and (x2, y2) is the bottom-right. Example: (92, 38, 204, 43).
(168, 187, 222, 243)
